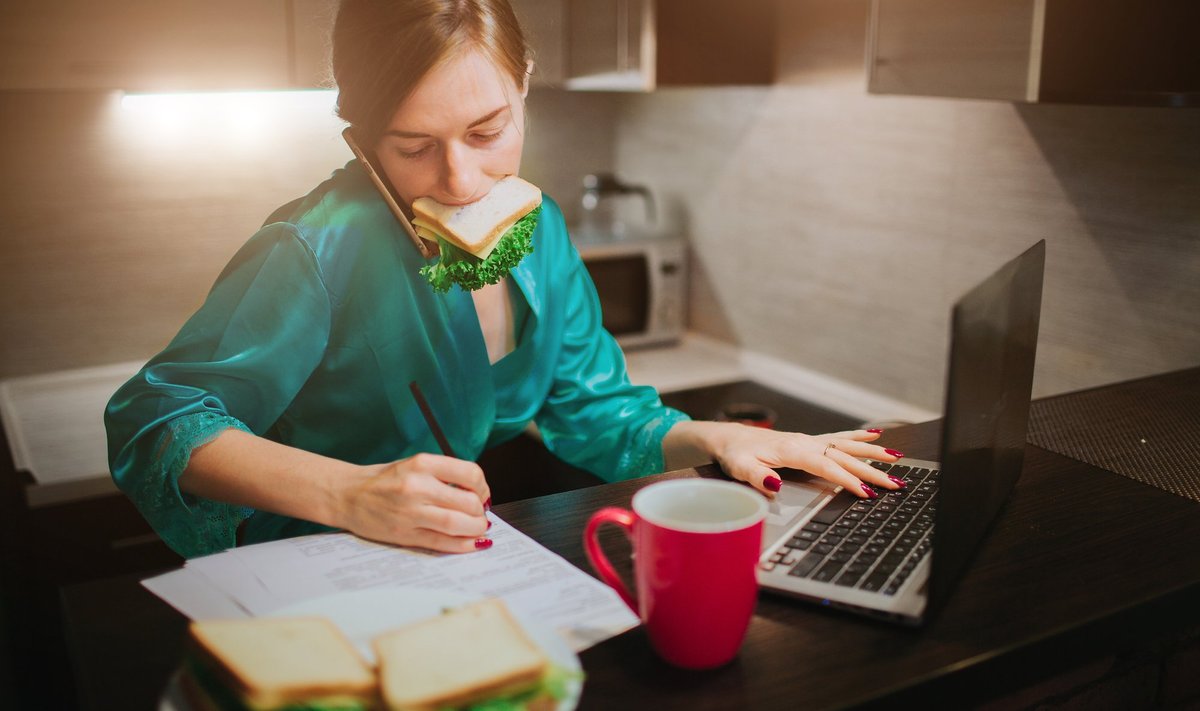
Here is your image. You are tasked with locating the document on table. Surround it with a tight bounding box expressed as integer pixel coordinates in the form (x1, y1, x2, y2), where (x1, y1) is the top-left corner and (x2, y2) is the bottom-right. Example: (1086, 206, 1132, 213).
(142, 512, 639, 652)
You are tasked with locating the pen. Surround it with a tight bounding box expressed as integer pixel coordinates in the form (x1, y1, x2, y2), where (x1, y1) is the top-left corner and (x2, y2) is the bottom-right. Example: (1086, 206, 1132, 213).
(409, 381, 456, 458)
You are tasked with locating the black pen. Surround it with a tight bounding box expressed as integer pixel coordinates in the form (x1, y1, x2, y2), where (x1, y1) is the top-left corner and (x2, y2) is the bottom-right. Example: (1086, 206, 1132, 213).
(409, 381, 456, 458)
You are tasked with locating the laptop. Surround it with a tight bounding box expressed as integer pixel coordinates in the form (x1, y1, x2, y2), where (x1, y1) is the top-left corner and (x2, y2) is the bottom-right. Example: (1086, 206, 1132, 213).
(756, 240, 1046, 625)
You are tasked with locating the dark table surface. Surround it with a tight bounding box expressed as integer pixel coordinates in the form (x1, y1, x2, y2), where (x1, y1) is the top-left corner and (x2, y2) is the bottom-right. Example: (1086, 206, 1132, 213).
(61, 376, 1200, 710)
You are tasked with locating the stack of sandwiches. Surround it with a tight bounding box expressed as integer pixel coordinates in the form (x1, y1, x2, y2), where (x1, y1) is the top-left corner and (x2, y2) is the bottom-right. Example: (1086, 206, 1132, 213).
(181, 598, 569, 711)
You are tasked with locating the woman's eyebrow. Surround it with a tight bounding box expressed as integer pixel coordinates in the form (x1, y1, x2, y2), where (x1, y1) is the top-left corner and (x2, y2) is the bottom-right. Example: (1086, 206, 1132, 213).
(384, 106, 509, 139)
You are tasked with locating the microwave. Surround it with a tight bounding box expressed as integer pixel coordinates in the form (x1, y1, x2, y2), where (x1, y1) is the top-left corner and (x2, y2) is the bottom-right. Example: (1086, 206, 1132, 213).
(576, 236, 688, 349)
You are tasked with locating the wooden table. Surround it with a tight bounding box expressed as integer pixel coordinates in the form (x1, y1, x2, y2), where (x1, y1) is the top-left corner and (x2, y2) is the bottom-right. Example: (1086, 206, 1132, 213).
(60, 379, 1200, 710)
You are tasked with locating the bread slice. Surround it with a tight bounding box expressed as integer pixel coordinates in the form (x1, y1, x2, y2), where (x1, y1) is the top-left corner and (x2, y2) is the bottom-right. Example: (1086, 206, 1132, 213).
(373, 598, 550, 711)
(186, 616, 377, 710)
(411, 176, 542, 260)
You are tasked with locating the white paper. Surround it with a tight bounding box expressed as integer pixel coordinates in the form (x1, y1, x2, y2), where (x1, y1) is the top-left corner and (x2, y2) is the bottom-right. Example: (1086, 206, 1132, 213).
(140, 568, 250, 620)
(187, 545, 288, 615)
(144, 512, 639, 652)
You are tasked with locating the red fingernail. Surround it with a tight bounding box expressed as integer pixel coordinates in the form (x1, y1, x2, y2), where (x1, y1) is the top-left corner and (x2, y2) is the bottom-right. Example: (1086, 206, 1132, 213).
(484, 496, 491, 511)
(861, 483, 878, 499)
(486, 519, 492, 530)
(764, 475, 782, 492)
(885, 449, 904, 458)
(867, 428, 884, 434)
(888, 475, 906, 488)
(475, 538, 492, 550)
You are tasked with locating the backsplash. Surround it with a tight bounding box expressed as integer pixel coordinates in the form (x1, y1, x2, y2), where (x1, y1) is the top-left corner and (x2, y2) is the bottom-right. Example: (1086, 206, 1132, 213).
(610, 0, 1200, 412)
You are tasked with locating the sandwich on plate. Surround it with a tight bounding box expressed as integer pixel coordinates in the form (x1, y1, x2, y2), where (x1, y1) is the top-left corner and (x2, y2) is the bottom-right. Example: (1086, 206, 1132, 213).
(373, 598, 573, 711)
(179, 616, 378, 711)
(414, 175, 543, 292)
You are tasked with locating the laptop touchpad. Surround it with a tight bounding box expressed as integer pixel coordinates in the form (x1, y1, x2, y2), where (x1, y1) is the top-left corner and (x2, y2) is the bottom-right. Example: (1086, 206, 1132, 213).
(762, 477, 837, 552)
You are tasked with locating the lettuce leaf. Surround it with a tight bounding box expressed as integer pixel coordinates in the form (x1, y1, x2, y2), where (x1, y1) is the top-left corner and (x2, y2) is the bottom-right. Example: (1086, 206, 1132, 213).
(419, 206, 540, 293)
(452, 664, 583, 711)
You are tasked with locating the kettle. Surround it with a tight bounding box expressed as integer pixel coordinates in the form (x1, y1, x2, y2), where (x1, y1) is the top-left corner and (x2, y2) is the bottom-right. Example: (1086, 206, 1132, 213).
(578, 173, 656, 240)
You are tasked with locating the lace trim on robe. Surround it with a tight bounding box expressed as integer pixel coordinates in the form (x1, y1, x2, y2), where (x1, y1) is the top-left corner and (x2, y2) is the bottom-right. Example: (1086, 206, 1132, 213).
(133, 411, 256, 558)
(614, 407, 692, 481)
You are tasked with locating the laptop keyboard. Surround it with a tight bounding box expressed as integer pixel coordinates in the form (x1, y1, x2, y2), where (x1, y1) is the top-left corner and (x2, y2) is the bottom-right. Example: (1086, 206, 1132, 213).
(763, 462, 939, 596)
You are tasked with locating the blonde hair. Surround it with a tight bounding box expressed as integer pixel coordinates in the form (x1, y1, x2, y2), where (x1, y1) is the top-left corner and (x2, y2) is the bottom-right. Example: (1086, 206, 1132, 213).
(332, 0, 530, 147)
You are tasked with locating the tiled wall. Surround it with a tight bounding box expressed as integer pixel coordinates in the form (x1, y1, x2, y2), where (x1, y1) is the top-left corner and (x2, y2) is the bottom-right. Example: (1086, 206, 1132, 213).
(611, 0, 1200, 411)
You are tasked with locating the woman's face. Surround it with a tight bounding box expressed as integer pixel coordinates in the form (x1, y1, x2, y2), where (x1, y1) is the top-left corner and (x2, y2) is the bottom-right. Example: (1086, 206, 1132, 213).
(375, 48, 528, 208)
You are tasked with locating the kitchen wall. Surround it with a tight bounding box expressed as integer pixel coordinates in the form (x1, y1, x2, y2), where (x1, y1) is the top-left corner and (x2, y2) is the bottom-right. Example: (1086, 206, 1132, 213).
(612, 0, 1200, 411)
(0, 89, 618, 378)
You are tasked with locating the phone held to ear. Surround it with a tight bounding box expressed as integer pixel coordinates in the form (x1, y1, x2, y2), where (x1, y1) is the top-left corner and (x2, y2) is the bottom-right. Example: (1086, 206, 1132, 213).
(341, 127, 433, 259)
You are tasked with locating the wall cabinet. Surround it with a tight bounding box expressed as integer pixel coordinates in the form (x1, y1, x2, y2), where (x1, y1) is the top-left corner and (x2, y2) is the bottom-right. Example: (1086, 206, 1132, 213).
(564, 0, 777, 91)
(292, 0, 776, 93)
(0, 1, 292, 91)
(0, 1, 778, 93)
(867, 0, 1200, 106)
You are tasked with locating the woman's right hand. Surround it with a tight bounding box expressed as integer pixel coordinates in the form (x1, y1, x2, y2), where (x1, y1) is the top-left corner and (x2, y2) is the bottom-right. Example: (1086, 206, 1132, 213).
(335, 453, 492, 553)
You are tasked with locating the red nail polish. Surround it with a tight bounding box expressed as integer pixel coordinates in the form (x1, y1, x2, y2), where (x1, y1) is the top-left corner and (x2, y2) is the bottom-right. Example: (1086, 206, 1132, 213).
(474, 538, 493, 550)
(484, 496, 491, 511)
(861, 483, 878, 499)
(867, 428, 884, 434)
(885, 449, 905, 458)
(888, 475, 906, 488)
(486, 519, 492, 530)
(764, 475, 782, 492)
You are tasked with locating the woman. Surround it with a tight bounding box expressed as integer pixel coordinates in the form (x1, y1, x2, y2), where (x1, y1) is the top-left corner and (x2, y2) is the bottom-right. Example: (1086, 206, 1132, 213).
(105, 0, 904, 560)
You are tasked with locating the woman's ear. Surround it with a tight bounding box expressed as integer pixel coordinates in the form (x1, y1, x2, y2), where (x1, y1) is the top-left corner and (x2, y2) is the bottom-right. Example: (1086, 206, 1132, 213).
(521, 59, 534, 99)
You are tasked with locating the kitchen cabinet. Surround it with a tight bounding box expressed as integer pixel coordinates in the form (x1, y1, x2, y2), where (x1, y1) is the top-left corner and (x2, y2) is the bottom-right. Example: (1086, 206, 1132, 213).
(0, 1, 291, 91)
(866, 0, 1200, 106)
(564, 0, 777, 91)
(512, 0, 567, 87)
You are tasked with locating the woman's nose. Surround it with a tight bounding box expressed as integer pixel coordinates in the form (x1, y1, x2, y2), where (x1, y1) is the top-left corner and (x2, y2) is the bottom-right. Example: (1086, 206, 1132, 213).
(441, 143, 480, 203)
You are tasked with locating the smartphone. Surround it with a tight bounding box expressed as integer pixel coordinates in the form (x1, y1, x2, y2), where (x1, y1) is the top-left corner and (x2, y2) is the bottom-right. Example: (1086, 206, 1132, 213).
(341, 127, 433, 259)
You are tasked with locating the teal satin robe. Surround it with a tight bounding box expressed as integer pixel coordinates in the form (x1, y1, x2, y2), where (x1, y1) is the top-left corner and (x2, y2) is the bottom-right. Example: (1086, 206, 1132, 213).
(104, 162, 689, 558)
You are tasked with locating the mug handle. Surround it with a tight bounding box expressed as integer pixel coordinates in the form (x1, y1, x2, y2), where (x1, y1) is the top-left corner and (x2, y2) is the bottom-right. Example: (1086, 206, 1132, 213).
(583, 507, 638, 613)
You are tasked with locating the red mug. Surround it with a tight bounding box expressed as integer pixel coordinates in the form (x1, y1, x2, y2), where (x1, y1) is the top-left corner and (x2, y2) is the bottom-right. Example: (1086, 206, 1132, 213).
(584, 479, 768, 669)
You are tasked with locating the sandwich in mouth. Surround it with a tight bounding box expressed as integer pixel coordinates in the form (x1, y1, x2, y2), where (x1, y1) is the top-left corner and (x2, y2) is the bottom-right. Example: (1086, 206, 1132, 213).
(413, 176, 542, 292)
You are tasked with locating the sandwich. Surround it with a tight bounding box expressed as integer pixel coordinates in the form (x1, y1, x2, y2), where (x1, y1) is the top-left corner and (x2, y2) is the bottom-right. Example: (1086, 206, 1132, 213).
(179, 616, 378, 711)
(413, 176, 543, 293)
(372, 598, 571, 711)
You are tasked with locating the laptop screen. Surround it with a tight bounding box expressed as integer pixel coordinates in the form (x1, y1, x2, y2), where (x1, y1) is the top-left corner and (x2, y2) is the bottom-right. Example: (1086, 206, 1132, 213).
(929, 240, 1046, 613)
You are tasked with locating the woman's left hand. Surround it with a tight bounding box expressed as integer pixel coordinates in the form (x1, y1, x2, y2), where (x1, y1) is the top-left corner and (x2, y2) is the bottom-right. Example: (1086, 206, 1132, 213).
(667, 422, 907, 499)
